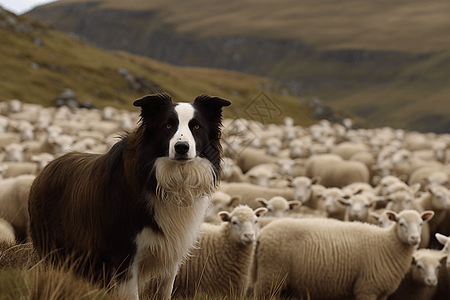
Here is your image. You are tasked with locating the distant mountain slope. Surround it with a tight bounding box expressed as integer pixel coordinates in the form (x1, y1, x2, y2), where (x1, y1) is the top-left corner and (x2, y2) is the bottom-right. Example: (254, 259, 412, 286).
(0, 7, 318, 127)
(25, 0, 450, 133)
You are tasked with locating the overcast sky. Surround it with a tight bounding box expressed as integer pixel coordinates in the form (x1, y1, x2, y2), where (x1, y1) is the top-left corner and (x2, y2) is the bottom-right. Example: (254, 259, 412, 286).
(0, 0, 59, 15)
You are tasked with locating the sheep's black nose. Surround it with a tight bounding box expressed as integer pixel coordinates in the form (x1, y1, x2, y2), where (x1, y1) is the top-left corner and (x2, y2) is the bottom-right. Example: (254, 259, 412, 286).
(174, 141, 189, 155)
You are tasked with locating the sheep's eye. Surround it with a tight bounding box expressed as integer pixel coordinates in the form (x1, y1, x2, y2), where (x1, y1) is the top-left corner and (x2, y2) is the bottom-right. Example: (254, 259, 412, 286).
(166, 124, 172, 129)
(194, 124, 200, 130)
(232, 221, 238, 225)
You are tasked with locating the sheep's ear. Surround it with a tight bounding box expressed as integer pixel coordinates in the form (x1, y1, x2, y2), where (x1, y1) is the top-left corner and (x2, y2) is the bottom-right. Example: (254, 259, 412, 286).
(436, 233, 450, 247)
(255, 198, 268, 207)
(229, 195, 241, 208)
(421, 210, 434, 222)
(385, 210, 398, 222)
(337, 197, 351, 206)
(254, 207, 268, 218)
(399, 174, 408, 183)
(369, 212, 380, 221)
(218, 211, 231, 222)
(288, 200, 302, 210)
(311, 176, 321, 185)
(354, 189, 364, 195)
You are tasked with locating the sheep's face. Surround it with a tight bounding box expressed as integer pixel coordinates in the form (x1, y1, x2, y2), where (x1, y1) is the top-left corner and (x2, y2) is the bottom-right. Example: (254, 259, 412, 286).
(411, 251, 447, 287)
(323, 189, 346, 214)
(388, 191, 415, 213)
(428, 186, 450, 210)
(386, 210, 434, 246)
(220, 206, 267, 246)
(247, 169, 279, 187)
(265, 138, 281, 156)
(291, 177, 313, 202)
(4, 143, 24, 162)
(278, 159, 294, 176)
(346, 196, 375, 221)
(289, 139, 305, 158)
(256, 197, 301, 219)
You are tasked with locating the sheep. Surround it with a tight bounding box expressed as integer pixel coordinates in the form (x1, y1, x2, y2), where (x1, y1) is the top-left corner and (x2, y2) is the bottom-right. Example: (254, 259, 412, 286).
(321, 187, 348, 220)
(338, 192, 383, 223)
(218, 182, 294, 210)
(331, 141, 371, 160)
(265, 137, 282, 156)
(234, 147, 279, 173)
(436, 233, 450, 268)
(290, 176, 323, 208)
(172, 205, 267, 298)
(244, 163, 280, 187)
(0, 217, 15, 244)
(0, 174, 35, 242)
(408, 166, 450, 189)
(254, 196, 301, 218)
(2, 143, 25, 162)
(252, 209, 435, 299)
(416, 186, 450, 248)
(288, 138, 310, 159)
(387, 248, 447, 300)
(0, 153, 54, 178)
(306, 153, 370, 188)
(204, 191, 241, 225)
(220, 157, 246, 182)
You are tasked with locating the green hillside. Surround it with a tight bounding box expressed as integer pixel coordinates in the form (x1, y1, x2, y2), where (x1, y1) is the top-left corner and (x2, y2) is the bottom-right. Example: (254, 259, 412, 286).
(0, 8, 317, 127)
(26, 0, 450, 132)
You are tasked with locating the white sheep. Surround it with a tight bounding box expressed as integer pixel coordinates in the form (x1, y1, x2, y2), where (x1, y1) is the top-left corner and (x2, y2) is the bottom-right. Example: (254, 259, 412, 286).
(234, 147, 279, 173)
(321, 187, 348, 220)
(415, 186, 450, 247)
(265, 137, 282, 156)
(331, 141, 371, 160)
(254, 196, 301, 218)
(337, 192, 382, 223)
(219, 182, 294, 210)
(387, 248, 447, 300)
(2, 143, 25, 162)
(204, 191, 241, 225)
(290, 176, 323, 209)
(0, 217, 15, 244)
(172, 205, 267, 298)
(0, 174, 35, 242)
(306, 153, 370, 188)
(252, 209, 434, 299)
(220, 157, 246, 182)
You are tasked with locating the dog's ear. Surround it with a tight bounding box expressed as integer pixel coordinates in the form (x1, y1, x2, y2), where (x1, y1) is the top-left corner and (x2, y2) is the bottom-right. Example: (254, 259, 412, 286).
(193, 94, 232, 109)
(133, 93, 173, 109)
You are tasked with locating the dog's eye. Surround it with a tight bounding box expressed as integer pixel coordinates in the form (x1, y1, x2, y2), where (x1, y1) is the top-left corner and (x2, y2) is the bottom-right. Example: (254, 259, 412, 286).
(166, 124, 171, 129)
(193, 125, 200, 130)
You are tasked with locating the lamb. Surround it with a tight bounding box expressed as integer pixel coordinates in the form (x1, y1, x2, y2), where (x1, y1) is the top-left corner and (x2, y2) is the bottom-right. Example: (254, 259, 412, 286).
(220, 157, 245, 182)
(2, 143, 25, 162)
(321, 187, 348, 220)
(0, 217, 15, 244)
(252, 209, 434, 299)
(265, 137, 282, 156)
(172, 205, 267, 298)
(290, 176, 323, 209)
(0, 174, 35, 242)
(306, 153, 370, 188)
(234, 147, 279, 173)
(416, 186, 450, 248)
(338, 192, 381, 223)
(331, 141, 371, 160)
(219, 182, 294, 210)
(254, 196, 301, 218)
(204, 191, 241, 225)
(387, 248, 447, 300)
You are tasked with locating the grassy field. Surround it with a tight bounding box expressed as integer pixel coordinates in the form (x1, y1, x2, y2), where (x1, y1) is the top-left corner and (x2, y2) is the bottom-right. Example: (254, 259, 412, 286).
(0, 10, 317, 127)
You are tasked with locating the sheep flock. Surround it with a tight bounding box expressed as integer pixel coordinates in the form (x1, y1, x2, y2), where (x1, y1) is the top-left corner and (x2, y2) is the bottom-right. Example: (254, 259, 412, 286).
(1, 98, 450, 299)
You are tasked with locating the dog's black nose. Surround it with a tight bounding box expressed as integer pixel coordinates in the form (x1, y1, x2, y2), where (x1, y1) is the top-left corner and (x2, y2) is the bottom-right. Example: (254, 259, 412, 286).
(174, 141, 189, 155)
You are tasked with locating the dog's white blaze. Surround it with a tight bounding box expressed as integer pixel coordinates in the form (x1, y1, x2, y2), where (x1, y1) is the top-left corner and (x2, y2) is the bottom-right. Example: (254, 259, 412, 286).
(169, 103, 196, 159)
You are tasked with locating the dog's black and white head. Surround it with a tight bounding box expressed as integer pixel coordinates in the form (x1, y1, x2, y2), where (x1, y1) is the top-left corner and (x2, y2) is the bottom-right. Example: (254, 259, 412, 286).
(133, 93, 231, 206)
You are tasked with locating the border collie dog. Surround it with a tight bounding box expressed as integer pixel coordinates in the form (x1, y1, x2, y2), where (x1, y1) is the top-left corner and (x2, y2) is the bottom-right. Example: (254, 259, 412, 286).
(28, 93, 231, 300)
